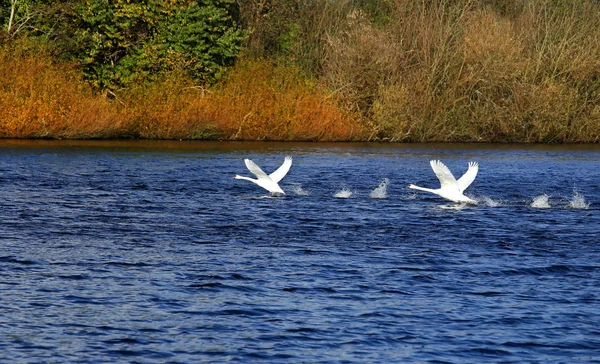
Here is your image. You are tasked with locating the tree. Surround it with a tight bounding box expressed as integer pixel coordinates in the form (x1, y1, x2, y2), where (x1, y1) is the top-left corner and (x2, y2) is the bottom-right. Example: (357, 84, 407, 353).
(1, 0, 76, 41)
(2, 0, 33, 37)
(72, 0, 246, 89)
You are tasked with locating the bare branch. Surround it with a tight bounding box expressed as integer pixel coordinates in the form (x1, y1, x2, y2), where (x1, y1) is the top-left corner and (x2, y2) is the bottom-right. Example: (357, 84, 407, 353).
(7, 0, 17, 34)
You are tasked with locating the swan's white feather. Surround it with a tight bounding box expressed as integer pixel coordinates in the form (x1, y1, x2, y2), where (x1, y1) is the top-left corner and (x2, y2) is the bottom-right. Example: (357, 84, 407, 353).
(430, 160, 458, 189)
(408, 160, 479, 204)
(244, 159, 269, 179)
(457, 161, 478, 192)
(235, 156, 292, 194)
(269, 156, 292, 183)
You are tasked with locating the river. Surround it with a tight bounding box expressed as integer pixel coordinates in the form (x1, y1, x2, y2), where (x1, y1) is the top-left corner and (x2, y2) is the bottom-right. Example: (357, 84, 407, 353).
(1, 140, 599, 362)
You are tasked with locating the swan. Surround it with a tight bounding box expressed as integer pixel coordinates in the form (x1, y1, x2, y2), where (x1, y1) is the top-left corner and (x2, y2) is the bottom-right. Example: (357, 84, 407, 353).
(407, 160, 479, 204)
(234, 156, 292, 194)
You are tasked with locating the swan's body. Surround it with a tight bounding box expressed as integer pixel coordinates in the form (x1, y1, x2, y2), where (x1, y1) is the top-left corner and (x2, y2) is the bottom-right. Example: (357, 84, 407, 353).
(408, 160, 479, 204)
(234, 156, 292, 194)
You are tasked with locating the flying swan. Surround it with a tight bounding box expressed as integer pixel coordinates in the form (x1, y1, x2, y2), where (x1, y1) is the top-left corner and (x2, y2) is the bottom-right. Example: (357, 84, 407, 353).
(234, 156, 292, 194)
(407, 160, 479, 204)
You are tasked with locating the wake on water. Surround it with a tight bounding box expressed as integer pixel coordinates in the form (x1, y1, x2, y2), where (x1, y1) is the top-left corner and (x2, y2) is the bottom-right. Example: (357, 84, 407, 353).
(331, 178, 389, 199)
(436, 196, 499, 210)
(477, 196, 501, 207)
(437, 203, 472, 210)
(242, 181, 591, 208)
(275, 187, 591, 210)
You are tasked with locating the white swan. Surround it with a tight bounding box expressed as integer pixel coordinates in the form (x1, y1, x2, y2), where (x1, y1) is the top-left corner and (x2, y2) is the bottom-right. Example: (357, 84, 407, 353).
(234, 156, 292, 194)
(408, 160, 479, 204)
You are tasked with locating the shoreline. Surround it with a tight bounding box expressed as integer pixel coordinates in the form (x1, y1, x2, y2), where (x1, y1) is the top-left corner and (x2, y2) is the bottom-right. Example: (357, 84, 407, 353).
(1, 138, 599, 152)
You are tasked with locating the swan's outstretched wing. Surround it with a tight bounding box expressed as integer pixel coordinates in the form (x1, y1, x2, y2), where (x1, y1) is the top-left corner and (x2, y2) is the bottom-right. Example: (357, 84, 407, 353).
(430, 160, 458, 189)
(244, 159, 269, 179)
(457, 161, 478, 192)
(269, 156, 292, 183)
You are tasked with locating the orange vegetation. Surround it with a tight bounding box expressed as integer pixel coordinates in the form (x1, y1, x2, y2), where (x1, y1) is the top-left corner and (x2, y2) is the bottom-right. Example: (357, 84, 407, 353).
(0, 46, 363, 141)
(122, 60, 363, 141)
(0, 47, 122, 139)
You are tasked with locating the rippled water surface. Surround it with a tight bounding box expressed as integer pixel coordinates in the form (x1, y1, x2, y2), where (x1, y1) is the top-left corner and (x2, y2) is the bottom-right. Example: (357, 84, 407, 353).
(1, 140, 600, 363)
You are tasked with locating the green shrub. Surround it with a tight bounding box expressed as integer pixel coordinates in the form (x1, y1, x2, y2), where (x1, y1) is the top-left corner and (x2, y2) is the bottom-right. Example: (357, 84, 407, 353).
(72, 0, 245, 89)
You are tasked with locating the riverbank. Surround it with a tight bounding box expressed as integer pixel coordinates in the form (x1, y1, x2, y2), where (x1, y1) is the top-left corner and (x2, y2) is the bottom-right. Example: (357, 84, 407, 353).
(2, 44, 599, 143)
(2, 1, 600, 143)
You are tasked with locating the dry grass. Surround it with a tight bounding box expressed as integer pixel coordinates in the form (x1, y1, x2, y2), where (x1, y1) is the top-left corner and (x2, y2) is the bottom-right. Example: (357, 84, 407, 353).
(203, 59, 362, 141)
(322, 0, 600, 142)
(121, 59, 363, 141)
(0, 46, 122, 139)
(0, 46, 363, 141)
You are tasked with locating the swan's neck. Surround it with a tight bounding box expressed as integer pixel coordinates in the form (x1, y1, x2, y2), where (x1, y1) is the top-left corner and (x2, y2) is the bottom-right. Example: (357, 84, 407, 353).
(408, 184, 438, 194)
(234, 175, 257, 183)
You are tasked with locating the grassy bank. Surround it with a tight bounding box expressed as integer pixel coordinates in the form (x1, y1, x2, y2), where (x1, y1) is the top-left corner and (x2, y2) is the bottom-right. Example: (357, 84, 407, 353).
(2, 0, 600, 143)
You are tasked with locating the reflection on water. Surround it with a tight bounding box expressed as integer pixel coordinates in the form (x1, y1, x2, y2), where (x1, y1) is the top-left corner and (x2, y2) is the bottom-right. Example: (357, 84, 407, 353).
(0, 140, 599, 363)
(3, 139, 600, 154)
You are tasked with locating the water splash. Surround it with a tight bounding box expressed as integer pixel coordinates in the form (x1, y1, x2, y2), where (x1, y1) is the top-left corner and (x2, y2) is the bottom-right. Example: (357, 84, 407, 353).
(568, 188, 589, 209)
(531, 194, 551, 209)
(478, 196, 501, 207)
(291, 185, 310, 196)
(370, 178, 389, 199)
(334, 188, 353, 198)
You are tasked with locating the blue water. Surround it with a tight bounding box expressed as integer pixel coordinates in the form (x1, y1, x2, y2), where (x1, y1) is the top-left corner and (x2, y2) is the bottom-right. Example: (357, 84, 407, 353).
(1, 140, 599, 363)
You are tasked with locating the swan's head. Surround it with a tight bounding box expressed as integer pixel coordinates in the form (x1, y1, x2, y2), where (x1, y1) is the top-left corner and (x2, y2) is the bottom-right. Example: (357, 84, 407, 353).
(407, 184, 415, 189)
(233, 175, 240, 179)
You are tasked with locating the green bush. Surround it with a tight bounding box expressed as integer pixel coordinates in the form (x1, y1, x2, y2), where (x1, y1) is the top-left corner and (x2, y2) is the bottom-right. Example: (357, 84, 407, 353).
(72, 0, 245, 89)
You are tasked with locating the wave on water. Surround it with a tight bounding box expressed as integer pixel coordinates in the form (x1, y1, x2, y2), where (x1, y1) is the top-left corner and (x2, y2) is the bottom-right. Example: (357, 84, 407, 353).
(531, 194, 551, 209)
(437, 204, 470, 210)
(370, 178, 389, 199)
(334, 188, 353, 198)
(568, 188, 589, 209)
(406, 191, 419, 200)
(247, 195, 278, 199)
(291, 185, 310, 196)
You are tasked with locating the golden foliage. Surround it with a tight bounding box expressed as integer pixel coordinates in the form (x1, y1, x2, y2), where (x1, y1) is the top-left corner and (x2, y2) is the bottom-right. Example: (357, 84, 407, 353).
(0, 47, 362, 141)
(206, 60, 362, 141)
(0, 47, 122, 139)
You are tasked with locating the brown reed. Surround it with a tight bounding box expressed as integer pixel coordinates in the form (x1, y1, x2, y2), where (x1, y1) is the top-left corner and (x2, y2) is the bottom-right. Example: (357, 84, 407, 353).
(322, 0, 600, 142)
